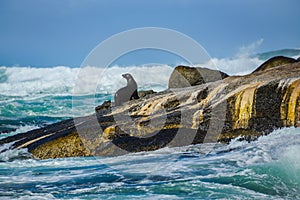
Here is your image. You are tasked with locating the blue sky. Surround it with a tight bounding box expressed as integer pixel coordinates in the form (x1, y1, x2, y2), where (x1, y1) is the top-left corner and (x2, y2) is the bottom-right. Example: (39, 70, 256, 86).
(0, 0, 299, 67)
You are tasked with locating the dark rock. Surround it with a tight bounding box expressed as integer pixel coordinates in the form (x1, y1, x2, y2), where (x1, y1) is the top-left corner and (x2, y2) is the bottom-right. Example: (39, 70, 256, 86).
(297, 57, 300, 62)
(168, 65, 229, 88)
(95, 100, 112, 116)
(252, 56, 297, 73)
(251, 81, 283, 132)
(138, 90, 157, 98)
(0, 127, 17, 134)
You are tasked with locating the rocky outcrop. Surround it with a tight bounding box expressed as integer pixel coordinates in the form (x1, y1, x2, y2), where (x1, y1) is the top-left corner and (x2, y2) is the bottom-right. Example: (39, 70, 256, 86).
(1, 60, 300, 159)
(168, 65, 229, 88)
(252, 56, 297, 73)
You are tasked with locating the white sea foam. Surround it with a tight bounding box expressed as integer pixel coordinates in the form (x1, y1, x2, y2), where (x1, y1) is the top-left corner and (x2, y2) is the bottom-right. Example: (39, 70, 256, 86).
(0, 127, 299, 199)
(203, 55, 263, 75)
(0, 125, 40, 140)
(0, 66, 78, 96)
(0, 65, 173, 97)
(80, 64, 174, 94)
(1, 49, 299, 97)
(221, 127, 300, 167)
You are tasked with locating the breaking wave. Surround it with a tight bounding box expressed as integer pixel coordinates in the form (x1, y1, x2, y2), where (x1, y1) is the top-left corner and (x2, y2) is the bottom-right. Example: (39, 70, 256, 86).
(0, 127, 299, 199)
(1, 49, 299, 97)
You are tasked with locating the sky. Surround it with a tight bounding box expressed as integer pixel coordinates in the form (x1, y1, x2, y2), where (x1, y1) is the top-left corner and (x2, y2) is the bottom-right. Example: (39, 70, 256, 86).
(0, 0, 299, 67)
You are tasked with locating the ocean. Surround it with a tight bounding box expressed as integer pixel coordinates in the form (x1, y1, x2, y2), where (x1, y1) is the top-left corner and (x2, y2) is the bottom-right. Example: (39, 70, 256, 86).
(0, 49, 300, 199)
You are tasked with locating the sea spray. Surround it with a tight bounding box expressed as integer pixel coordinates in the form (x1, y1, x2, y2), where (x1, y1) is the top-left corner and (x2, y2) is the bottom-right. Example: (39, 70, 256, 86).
(0, 65, 173, 97)
(0, 127, 299, 199)
(1, 49, 299, 97)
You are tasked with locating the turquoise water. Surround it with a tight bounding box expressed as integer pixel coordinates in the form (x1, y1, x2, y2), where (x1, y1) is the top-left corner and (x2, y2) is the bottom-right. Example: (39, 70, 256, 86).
(1, 128, 300, 199)
(1, 50, 300, 199)
(0, 93, 111, 136)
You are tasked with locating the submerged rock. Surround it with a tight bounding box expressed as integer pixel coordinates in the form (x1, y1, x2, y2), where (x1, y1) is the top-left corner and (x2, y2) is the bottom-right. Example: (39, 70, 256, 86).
(1, 58, 300, 159)
(168, 65, 229, 88)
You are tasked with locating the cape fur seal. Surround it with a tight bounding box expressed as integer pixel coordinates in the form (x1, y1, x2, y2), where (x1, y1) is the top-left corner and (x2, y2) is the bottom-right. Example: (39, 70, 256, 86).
(114, 73, 139, 106)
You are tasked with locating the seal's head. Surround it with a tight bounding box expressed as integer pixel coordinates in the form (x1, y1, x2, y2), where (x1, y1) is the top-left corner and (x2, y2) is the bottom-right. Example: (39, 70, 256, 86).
(121, 73, 137, 88)
(122, 73, 131, 79)
(122, 73, 134, 82)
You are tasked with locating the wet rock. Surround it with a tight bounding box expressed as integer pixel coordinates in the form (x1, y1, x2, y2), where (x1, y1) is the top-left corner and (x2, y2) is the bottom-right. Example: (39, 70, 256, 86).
(168, 65, 229, 88)
(0, 127, 17, 134)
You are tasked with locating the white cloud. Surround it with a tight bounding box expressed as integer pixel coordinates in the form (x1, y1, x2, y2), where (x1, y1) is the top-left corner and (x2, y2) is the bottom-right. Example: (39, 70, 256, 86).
(237, 38, 264, 57)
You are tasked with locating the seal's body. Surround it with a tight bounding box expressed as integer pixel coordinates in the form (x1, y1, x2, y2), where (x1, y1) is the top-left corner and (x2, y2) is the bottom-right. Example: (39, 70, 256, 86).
(114, 73, 139, 106)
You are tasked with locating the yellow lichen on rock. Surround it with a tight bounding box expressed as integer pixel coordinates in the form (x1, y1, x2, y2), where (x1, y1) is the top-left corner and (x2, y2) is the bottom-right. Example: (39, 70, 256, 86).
(163, 124, 182, 129)
(192, 109, 204, 129)
(287, 79, 300, 126)
(31, 132, 91, 159)
(233, 83, 261, 129)
(281, 79, 300, 126)
(131, 98, 163, 116)
(200, 84, 224, 107)
(103, 126, 116, 139)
